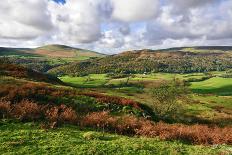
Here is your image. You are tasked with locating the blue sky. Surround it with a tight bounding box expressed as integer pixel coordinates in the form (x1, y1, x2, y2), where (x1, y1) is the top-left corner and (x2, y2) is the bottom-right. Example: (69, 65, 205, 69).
(53, 0, 65, 4)
(0, 0, 232, 54)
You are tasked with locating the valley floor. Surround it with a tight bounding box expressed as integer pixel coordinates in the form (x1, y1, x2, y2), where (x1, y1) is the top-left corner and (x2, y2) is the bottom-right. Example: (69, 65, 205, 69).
(60, 72, 232, 126)
(1, 63, 232, 155)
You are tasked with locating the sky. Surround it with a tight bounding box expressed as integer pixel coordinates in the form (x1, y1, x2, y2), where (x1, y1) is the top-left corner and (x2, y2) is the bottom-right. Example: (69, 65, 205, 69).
(0, 0, 232, 54)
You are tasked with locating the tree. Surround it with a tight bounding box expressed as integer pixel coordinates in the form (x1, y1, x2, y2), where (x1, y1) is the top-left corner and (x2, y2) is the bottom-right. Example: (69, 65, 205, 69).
(151, 78, 189, 121)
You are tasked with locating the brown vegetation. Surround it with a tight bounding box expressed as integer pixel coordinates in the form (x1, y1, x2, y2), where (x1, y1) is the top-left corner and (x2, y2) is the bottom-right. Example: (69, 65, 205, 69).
(80, 92, 142, 110)
(33, 49, 76, 58)
(11, 99, 42, 121)
(0, 99, 231, 145)
(81, 111, 232, 145)
(0, 82, 143, 110)
(0, 100, 78, 125)
(0, 63, 62, 84)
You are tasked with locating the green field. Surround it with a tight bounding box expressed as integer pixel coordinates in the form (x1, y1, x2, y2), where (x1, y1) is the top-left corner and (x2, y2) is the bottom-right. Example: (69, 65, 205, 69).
(190, 77, 232, 95)
(59, 73, 205, 88)
(59, 74, 109, 88)
(58, 72, 232, 126)
(0, 120, 230, 155)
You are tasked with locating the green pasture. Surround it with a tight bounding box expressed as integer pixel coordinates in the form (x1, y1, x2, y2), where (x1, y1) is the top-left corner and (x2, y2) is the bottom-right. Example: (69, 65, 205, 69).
(59, 73, 232, 125)
(59, 74, 109, 88)
(190, 77, 232, 95)
(58, 72, 212, 88)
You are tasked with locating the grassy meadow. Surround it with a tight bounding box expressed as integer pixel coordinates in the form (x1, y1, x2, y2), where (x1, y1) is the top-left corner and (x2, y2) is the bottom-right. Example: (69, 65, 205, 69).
(190, 77, 232, 95)
(1, 120, 231, 155)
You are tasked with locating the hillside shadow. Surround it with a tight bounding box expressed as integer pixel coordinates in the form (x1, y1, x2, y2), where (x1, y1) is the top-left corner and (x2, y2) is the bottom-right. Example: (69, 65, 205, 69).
(0, 48, 42, 58)
(192, 85, 232, 96)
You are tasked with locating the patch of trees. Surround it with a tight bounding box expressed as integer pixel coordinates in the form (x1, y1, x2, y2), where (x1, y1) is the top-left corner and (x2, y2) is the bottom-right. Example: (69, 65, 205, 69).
(220, 69, 232, 78)
(48, 51, 232, 76)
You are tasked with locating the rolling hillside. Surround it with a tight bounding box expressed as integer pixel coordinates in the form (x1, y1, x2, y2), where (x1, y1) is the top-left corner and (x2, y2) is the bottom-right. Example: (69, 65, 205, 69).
(0, 44, 105, 72)
(1, 47, 232, 154)
(0, 62, 63, 85)
(0, 44, 105, 59)
(48, 46, 232, 76)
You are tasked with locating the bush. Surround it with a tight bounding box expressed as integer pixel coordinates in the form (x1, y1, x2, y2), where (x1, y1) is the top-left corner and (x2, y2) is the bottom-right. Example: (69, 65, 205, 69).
(0, 99, 78, 125)
(136, 122, 232, 145)
(45, 104, 78, 124)
(0, 100, 11, 118)
(81, 112, 232, 145)
(1, 99, 232, 145)
(151, 79, 188, 121)
(11, 99, 42, 121)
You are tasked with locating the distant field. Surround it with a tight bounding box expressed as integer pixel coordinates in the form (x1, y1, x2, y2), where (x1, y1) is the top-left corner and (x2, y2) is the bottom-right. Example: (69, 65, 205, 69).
(190, 77, 232, 95)
(59, 72, 232, 125)
(59, 72, 220, 88)
(0, 121, 229, 155)
(59, 74, 109, 88)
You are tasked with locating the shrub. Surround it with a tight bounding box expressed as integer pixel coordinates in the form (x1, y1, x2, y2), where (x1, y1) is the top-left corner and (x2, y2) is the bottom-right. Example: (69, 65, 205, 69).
(151, 79, 188, 121)
(80, 92, 142, 110)
(135, 122, 232, 145)
(11, 99, 42, 121)
(81, 111, 232, 145)
(45, 104, 78, 124)
(1, 99, 232, 145)
(59, 106, 78, 124)
(45, 106, 59, 123)
(0, 99, 11, 118)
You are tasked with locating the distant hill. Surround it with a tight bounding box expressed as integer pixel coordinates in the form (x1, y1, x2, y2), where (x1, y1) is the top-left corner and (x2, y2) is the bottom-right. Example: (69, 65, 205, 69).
(0, 44, 105, 59)
(0, 44, 105, 72)
(48, 46, 232, 76)
(154, 46, 232, 53)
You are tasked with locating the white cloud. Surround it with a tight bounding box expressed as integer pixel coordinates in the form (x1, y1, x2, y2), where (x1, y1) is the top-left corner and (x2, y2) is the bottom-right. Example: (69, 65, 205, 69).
(0, 0, 232, 53)
(48, 0, 102, 43)
(99, 30, 124, 48)
(111, 0, 160, 22)
(169, 0, 214, 9)
(0, 0, 53, 40)
(143, 0, 232, 46)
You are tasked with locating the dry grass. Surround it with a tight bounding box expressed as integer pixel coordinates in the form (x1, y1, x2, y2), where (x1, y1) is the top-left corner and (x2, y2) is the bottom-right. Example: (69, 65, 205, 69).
(81, 111, 232, 145)
(0, 99, 231, 145)
(0, 99, 11, 118)
(33, 49, 76, 58)
(11, 99, 42, 121)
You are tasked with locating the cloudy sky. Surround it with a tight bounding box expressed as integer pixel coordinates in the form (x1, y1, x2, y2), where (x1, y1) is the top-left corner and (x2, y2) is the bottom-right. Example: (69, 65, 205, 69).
(0, 0, 232, 53)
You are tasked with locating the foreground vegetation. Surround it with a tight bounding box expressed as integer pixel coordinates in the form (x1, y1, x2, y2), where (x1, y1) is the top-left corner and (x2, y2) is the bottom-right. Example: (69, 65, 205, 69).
(1, 120, 231, 155)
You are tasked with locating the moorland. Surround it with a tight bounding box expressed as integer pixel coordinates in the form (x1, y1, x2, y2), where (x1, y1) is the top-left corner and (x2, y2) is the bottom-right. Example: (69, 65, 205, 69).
(0, 45, 232, 155)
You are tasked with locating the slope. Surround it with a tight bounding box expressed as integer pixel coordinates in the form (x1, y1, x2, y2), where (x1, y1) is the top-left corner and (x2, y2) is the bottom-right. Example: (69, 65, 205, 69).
(0, 44, 105, 59)
(48, 46, 232, 76)
(0, 44, 105, 72)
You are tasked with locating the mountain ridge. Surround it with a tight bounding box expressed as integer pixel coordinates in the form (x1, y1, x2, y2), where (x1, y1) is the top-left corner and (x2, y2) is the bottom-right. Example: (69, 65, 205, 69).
(48, 46, 232, 76)
(0, 44, 105, 58)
